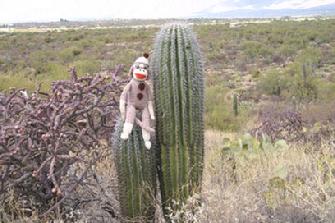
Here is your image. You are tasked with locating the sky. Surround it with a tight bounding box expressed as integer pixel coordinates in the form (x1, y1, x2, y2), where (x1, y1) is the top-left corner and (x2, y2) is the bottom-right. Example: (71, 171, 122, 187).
(1, 0, 335, 23)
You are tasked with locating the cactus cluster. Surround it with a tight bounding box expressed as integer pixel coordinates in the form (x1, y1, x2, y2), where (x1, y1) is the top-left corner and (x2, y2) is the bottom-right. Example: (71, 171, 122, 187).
(112, 24, 204, 221)
(224, 133, 288, 155)
(151, 24, 204, 214)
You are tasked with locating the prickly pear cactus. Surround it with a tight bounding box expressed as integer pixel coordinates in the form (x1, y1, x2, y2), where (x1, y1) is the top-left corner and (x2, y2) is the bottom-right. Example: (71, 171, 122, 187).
(112, 118, 157, 221)
(151, 24, 205, 215)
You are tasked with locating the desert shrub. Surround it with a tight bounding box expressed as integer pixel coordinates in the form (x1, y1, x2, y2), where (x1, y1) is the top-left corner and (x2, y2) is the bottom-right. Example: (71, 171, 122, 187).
(242, 40, 272, 59)
(252, 102, 335, 146)
(0, 67, 126, 221)
(0, 73, 36, 91)
(59, 47, 75, 63)
(267, 33, 284, 45)
(72, 34, 84, 41)
(321, 44, 335, 65)
(73, 59, 101, 75)
(300, 101, 335, 145)
(195, 130, 335, 223)
(259, 47, 322, 102)
(78, 39, 92, 49)
(251, 103, 304, 142)
(34, 63, 69, 91)
(258, 69, 288, 96)
(315, 79, 335, 101)
(72, 48, 82, 56)
(271, 53, 285, 65)
(205, 84, 250, 131)
(234, 54, 249, 72)
(295, 47, 322, 67)
(286, 62, 319, 102)
(59, 47, 82, 63)
(251, 67, 261, 78)
(277, 44, 296, 59)
(30, 50, 55, 75)
(302, 102, 335, 125)
(44, 35, 54, 43)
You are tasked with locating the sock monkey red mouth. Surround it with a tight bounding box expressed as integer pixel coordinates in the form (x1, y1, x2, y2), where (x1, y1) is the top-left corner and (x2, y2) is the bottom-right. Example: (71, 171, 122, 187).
(135, 73, 147, 80)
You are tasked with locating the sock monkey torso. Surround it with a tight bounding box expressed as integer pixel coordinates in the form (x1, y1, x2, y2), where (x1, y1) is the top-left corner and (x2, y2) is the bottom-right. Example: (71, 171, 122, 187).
(120, 79, 153, 110)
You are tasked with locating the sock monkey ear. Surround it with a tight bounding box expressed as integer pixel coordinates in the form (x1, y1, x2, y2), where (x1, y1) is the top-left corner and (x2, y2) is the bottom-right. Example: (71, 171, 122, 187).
(143, 53, 149, 58)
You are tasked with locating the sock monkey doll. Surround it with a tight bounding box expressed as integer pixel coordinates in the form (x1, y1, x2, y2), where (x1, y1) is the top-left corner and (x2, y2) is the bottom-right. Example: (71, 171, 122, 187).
(119, 54, 155, 149)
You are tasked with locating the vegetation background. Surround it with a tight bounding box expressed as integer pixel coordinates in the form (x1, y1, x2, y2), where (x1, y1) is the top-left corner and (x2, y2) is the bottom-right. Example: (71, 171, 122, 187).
(1, 18, 335, 222)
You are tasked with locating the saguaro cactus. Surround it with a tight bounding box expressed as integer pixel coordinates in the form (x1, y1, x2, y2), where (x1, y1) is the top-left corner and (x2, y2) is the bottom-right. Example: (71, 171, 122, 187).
(112, 118, 157, 221)
(151, 24, 205, 215)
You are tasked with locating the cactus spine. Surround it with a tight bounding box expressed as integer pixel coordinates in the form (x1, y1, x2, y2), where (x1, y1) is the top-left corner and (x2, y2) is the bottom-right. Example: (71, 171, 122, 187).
(112, 118, 156, 221)
(151, 24, 205, 215)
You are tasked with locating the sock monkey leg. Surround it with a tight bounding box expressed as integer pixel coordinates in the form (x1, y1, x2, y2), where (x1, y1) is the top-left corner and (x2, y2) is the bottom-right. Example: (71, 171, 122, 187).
(121, 105, 136, 139)
(141, 107, 151, 149)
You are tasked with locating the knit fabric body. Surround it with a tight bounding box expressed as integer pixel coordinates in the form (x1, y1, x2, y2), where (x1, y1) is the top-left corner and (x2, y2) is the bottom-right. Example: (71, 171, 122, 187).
(120, 79, 153, 110)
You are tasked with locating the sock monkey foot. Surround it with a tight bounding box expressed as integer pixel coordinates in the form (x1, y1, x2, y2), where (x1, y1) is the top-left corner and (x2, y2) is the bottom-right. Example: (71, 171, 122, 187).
(144, 141, 151, 150)
(120, 132, 129, 139)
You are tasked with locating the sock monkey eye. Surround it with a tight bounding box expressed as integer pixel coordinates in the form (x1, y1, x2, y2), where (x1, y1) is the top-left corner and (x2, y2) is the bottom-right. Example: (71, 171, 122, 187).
(138, 64, 149, 69)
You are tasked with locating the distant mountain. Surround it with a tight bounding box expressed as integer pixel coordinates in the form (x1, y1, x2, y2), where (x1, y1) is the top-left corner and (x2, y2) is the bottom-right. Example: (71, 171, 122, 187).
(194, 4, 335, 18)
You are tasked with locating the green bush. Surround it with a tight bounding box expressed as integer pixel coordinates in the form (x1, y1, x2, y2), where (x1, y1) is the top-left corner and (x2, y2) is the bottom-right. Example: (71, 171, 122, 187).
(0, 73, 35, 91)
(30, 50, 55, 74)
(73, 59, 101, 75)
(258, 69, 288, 96)
(295, 47, 322, 67)
(72, 48, 82, 56)
(205, 84, 250, 131)
(59, 47, 75, 63)
(278, 44, 296, 58)
(242, 41, 272, 59)
(59, 47, 82, 63)
(315, 79, 335, 101)
(37, 63, 68, 91)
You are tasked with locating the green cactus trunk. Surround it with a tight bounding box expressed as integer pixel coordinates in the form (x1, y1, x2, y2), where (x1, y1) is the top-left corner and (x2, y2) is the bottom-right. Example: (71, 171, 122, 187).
(112, 118, 157, 221)
(151, 24, 205, 216)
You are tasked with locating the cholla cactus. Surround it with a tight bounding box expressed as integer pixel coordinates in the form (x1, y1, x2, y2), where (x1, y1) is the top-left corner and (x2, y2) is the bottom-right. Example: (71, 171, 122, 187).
(112, 118, 157, 221)
(151, 24, 205, 216)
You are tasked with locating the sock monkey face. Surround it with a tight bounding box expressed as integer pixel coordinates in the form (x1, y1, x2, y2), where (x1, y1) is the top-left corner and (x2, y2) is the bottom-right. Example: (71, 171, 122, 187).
(133, 63, 149, 81)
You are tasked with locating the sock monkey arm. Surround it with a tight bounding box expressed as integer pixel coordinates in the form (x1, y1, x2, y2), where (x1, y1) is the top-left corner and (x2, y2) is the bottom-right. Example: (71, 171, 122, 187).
(148, 101, 155, 120)
(146, 82, 155, 120)
(120, 82, 132, 120)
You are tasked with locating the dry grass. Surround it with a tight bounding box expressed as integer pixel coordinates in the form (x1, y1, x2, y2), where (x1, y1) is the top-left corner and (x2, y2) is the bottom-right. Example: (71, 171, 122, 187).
(177, 130, 335, 223)
(2, 130, 334, 222)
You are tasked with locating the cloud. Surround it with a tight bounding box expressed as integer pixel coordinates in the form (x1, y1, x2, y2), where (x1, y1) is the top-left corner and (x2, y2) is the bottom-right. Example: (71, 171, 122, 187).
(265, 0, 335, 9)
